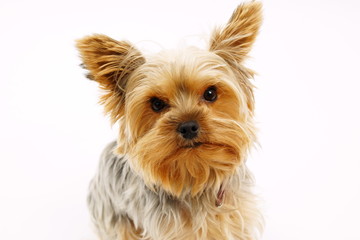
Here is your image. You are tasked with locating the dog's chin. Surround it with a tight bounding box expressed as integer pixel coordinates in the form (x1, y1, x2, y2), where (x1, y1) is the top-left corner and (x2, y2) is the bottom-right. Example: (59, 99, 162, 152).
(131, 136, 242, 197)
(169, 142, 240, 196)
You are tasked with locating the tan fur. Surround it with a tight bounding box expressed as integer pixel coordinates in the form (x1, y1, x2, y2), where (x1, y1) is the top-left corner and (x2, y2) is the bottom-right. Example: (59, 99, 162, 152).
(77, 2, 263, 239)
(76, 34, 145, 123)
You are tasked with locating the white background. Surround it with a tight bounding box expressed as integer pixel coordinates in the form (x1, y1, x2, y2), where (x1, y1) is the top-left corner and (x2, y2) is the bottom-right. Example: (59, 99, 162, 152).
(1, 0, 360, 239)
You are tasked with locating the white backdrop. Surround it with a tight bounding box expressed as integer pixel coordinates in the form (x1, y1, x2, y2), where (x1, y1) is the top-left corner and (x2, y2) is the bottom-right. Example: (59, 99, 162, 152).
(1, 0, 360, 240)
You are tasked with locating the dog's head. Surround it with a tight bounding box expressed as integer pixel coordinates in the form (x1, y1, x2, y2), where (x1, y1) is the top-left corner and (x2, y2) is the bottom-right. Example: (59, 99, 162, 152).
(77, 2, 262, 197)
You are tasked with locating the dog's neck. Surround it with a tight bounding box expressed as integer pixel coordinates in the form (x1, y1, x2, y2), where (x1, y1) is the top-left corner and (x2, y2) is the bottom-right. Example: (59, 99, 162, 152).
(153, 181, 228, 209)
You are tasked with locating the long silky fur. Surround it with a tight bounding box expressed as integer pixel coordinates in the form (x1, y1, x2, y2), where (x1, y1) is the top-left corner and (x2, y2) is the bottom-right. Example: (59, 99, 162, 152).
(88, 142, 263, 240)
(79, 2, 264, 240)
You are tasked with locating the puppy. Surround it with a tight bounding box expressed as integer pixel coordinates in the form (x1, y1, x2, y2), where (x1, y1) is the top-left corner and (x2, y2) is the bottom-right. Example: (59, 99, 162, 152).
(77, 2, 263, 239)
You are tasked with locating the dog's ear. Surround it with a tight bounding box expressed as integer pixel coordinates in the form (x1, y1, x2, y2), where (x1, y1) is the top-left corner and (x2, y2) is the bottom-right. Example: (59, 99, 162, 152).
(76, 34, 145, 123)
(209, 1, 262, 65)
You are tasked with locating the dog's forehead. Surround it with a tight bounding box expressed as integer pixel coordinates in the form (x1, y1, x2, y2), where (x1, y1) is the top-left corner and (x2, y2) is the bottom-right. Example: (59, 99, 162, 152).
(142, 48, 232, 95)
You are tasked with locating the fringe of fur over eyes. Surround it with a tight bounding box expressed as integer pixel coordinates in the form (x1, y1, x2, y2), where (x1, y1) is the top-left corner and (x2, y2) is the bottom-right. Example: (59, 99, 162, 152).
(88, 142, 263, 240)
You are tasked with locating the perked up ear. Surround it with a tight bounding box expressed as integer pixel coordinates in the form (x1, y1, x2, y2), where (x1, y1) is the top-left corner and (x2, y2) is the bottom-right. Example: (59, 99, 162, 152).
(76, 34, 145, 123)
(209, 1, 262, 65)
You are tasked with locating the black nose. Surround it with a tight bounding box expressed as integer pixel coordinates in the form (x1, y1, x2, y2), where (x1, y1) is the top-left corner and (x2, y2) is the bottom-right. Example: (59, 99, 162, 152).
(177, 121, 199, 140)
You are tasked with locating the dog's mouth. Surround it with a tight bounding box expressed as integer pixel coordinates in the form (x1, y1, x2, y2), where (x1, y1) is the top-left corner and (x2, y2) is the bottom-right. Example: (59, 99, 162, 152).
(181, 142, 230, 149)
(182, 142, 203, 148)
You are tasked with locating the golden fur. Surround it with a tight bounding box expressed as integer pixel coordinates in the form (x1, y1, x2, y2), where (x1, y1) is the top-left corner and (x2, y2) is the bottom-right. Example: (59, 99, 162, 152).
(77, 2, 263, 239)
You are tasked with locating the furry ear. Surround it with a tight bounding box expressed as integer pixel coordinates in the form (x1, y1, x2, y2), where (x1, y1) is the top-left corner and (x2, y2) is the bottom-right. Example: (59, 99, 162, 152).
(76, 34, 145, 123)
(209, 1, 262, 65)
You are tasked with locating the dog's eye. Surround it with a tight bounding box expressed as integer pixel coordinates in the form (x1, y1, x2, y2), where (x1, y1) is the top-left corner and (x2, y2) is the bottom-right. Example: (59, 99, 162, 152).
(203, 86, 217, 102)
(150, 97, 167, 112)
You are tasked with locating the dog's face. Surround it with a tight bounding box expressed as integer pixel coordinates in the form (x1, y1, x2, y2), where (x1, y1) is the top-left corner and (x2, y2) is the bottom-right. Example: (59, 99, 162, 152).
(124, 49, 257, 197)
(77, 2, 262, 197)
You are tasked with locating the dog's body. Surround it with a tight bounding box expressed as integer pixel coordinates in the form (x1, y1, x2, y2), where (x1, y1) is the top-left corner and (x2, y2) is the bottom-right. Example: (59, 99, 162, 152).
(88, 141, 260, 240)
(77, 2, 263, 240)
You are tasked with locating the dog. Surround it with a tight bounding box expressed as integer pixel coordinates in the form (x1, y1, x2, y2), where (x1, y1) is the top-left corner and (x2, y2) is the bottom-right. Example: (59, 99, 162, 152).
(76, 1, 263, 239)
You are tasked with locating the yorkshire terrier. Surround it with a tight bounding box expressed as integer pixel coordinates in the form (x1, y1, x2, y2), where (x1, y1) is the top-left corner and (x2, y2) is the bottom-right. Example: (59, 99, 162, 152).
(76, 2, 263, 240)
